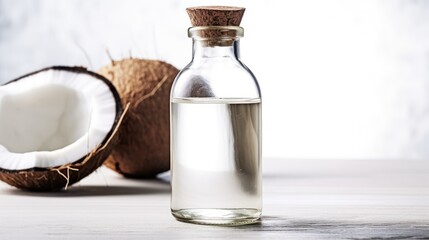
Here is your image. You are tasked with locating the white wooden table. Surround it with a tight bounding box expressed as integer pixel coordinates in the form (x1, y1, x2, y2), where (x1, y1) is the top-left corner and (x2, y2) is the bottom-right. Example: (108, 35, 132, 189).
(1, 158, 429, 239)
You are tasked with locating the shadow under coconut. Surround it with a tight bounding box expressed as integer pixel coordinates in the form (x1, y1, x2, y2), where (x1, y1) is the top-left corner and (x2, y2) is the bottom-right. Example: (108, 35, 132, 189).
(6, 180, 170, 197)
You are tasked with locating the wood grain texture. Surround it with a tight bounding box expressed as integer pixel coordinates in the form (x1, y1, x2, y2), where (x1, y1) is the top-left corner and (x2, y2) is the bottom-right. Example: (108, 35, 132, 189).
(1, 159, 429, 239)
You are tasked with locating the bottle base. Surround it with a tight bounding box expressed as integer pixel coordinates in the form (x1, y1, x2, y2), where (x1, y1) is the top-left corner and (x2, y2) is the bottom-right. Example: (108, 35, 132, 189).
(171, 208, 261, 226)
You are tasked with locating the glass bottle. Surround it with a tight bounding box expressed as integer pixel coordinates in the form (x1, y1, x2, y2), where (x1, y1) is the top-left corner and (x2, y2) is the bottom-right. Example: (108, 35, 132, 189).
(170, 25, 262, 225)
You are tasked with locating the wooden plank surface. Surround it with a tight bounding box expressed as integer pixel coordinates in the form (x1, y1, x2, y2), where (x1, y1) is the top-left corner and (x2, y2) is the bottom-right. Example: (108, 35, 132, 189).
(1, 158, 429, 239)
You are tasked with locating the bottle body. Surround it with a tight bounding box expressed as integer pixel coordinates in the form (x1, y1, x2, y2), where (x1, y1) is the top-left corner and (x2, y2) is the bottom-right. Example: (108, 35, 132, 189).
(170, 26, 262, 225)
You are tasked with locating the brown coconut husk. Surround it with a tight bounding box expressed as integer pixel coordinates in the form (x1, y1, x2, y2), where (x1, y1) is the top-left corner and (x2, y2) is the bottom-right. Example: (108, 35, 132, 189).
(0, 66, 125, 191)
(99, 58, 179, 178)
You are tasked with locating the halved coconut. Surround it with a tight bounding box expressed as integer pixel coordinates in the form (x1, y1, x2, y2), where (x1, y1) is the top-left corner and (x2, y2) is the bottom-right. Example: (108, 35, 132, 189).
(0, 66, 123, 191)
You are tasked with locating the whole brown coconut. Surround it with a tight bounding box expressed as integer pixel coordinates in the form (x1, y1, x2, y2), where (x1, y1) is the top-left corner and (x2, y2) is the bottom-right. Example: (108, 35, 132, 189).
(99, 58, 179, 178)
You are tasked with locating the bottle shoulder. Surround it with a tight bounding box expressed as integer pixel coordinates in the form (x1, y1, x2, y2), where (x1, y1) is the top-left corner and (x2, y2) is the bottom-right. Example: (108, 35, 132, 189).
(171, 58, 261, 99)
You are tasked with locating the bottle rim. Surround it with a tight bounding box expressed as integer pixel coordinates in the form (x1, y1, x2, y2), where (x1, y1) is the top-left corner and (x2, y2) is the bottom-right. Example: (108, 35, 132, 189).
(188, 26, 244, 40)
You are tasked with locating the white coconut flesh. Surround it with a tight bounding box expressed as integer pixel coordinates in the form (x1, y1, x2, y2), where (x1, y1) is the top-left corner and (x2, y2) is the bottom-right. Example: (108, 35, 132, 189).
(0, 69, 118, 170)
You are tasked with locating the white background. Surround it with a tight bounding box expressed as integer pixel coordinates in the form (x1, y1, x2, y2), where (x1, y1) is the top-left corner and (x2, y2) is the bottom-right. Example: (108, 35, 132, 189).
(1, 0, 429, 160)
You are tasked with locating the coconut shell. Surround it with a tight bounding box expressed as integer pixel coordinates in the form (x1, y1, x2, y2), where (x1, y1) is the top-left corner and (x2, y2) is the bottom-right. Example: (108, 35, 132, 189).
(0, 132, 119, 191)
(0, 66, 124, 191)
(98, 58, 179, 178)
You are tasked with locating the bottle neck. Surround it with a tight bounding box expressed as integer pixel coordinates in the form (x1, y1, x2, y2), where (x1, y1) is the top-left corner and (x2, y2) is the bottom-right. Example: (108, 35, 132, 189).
(192, 39, 240, 60)
(188, 26, 244, 61)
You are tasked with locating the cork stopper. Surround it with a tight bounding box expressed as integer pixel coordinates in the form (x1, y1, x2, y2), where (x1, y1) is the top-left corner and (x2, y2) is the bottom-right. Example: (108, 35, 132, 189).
(186, 6, 245, 46)
(186, 6, 245, 26)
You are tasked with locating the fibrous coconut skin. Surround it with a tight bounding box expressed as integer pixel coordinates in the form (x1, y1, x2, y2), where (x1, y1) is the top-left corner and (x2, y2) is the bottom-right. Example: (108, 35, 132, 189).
(99, 59, 179, 178)
(0, 66, 124, 191)
(0, 136, 118, 191)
